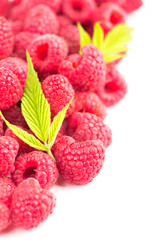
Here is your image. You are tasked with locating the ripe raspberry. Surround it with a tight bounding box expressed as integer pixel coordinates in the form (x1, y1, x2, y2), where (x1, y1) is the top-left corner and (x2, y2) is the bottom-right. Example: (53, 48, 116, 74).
(5, 127, 34, 156)
(12, 151, 59, 189)
(58, 15, 72, 33)
(121, 0, 143, 13)
(11, 178, 56, 229)
(59, 44, 106, 91)
(0, 116, 4, 137)
(42, 74, 75, 118)
(67, 112, 112, 148)
(10, 20, 23, 35)
(0, 203, 10, 232)
(53, 136, 105, 185)
(0, 16, 14, 60)
(28, 34, 68, 73)
(0, 0, 11, 17)
(0, 57, 28, 89)
(95, 0, 124, 7)
(96, 66, 127, 106)
(62, 0, 97, 23)
(2, 105, 28, 130)
(13, 32, 40, 60)
(24, 4, 59, 35)
(74, 92, 107, 119)
(0, 177, 16, 207)
(92, 3, 126, 34)
(60, 24, 80, 54)
(0, 67, 23, 110)
(0, 136, 19, 177)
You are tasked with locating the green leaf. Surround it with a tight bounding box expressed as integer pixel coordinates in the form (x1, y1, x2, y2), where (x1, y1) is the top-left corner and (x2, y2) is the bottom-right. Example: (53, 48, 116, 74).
(77, 23, 92, 50)
(21, 51, 51, 143)
(92, 22, 104, 49)
(48, 99, 72, 149)
(0, 111, 47, 151)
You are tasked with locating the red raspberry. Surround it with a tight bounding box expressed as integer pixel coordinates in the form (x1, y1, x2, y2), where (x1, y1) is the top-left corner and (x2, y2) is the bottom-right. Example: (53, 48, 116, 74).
(28, 34, 68, 73)
(96, 66, 127, 106)
(0, 57, 28, 89)
(92, 3, 126, 34)
(95, 0, 124, 7)
(0, 177, 16, 207)
(2, 105, 28, 130)
(0, 203, 10, 232)
(67, 112, 112, 148)
(42, 74, 75, 118)
(13, 32, 40, 60)
(121, 0, 143, 13)
(10, 20, 23, 35)
(74, 92, 107, 119)
(0, 67, 23, 110)
(12, 151, 59, 189)
(0, 0, 11, 17)
(60, 24, 80, 54)
(53, 136, 105, 185)
(24, 4, 59, 35)
(5, 127, 34, 156)
(11, 178, 56, 229)
(59, 44, 106, 91)
(0, 136, 19, 177)
(62, 0, 97, 23)
(0, 116, 4, 137)
(0, 16, 14, 60)
(58, 15, 72, 32)
(11, 0, 61, 20)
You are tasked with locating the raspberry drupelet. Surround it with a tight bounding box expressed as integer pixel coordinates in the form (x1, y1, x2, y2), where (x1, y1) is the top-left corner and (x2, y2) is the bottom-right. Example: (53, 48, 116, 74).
(0, 203, 10, 232)
(0, 177, 16, 207)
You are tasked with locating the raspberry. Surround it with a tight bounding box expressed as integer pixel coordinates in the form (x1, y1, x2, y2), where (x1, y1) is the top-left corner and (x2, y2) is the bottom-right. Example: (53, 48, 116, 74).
(96, 66, 127, 106)
(74, 92, 107, 119)
(58, 15, 72, 33)
(0, 57, 28, 89)
(11, 178, 56, 229)
(0, 177, 16, 207)
(53, 136, 105, 185)
(12, 151, 59, 189)
(0, 136, 19, 177)
(60, 24, 80, 54)
(42, 74, 75, 118)
(0, 67, 23, 110)
(13, 32, 40, 60)
(2, 105, 28, 129)
(0, 203, 10, 232)
(28, 34, 68, 73)
(121, 0, 143, 13)
(0, 16, 14, 60)
(10, 20, 23, 35)
(92, 3, 126, 34)
(59, 44, 106, 91)
(0, 117, 4, 137)
(5, 127, 34, 156)
(67, 112, 112, 148)
(62, 0, 97, 23)
(95, 0, 124, 7)
(24, 4, 59, 35)
(0, 0, 11, 17)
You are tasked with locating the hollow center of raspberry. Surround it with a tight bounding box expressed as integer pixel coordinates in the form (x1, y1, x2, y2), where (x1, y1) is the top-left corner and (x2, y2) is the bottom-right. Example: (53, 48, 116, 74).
(72, 4, 82, 12)
(105, 82, 118, 93)
(37, 44, 48, 60)
(23, 167, 37, 179)
(110, 11, 124, 24)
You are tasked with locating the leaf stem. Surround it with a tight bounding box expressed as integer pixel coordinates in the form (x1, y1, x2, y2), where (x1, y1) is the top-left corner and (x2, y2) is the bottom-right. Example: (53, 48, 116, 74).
(44, 143, 56, 162)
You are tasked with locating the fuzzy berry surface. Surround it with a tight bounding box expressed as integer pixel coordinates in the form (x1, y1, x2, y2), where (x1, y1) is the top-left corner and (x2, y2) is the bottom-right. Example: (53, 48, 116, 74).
(0, 16, 14, 60)
(0, 67, 23, 110)
(62, 0, 97, 23)
(0, 57, 28, 89)
(0, 136, 19, 177)
(59, 44, 106, 91)
(0, 116, 3, 137)
(12, 151, 59, 189)
(28, 34, 68, 73)
(5, 127, 34, 156)
(0, 177, 16, 207)
(24, 4, 59, 35)
(67, 112, 112, 148)
(74, 92, 107, 119)
(11, 178, 56, 230)
(96, 66, 127, 106)
(92, 2, 126, 34)
(42, 74, 75, 118)
(53, 136, 105, 185)
(0, 202, 10, 232)
(13, 32, 40, 60)
(2, 105, 28, 130)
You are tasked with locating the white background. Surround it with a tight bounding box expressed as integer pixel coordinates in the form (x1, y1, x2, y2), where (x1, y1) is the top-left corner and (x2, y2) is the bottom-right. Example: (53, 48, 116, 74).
(2, 0, 160, 239)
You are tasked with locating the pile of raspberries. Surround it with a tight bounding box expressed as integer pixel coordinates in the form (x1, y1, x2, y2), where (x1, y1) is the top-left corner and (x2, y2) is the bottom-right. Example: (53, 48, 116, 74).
(0, 0, 142, 232)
